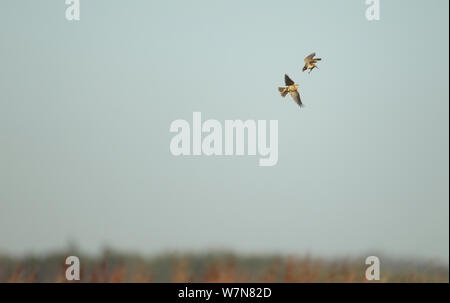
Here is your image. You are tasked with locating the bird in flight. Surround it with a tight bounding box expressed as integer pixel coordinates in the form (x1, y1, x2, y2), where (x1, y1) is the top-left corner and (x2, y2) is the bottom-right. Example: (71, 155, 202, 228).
(278, 74, 303, 107)
(302, 52, 322, 73)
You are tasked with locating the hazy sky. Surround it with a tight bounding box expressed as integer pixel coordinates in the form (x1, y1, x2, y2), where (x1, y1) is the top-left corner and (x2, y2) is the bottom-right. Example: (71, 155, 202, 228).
(0, 0, 448, 261)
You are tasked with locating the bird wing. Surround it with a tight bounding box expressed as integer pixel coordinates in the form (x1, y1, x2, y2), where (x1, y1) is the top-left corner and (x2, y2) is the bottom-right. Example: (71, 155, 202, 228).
(304, 52, 316, 63)
(284, 74, 295, 86)
(289, 90, 303, 107)
(278, 87, 288, 97)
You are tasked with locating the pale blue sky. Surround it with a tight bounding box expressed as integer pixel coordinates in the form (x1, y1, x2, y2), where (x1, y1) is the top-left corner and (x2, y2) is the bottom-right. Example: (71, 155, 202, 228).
(0, 0, 448, 261)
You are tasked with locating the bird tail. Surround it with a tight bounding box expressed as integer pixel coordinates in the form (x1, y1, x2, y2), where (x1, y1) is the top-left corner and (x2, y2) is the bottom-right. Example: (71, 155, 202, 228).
(278, 87, 288, 97)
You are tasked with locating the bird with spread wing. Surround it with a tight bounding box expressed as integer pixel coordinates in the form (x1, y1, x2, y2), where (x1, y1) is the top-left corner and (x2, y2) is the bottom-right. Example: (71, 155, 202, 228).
(302, 52, 322, 73)
(278, 74, 303, 107)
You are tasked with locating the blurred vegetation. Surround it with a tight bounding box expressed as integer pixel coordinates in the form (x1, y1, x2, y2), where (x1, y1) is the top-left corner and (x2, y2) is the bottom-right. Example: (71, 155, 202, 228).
(0, 250, 448, 282)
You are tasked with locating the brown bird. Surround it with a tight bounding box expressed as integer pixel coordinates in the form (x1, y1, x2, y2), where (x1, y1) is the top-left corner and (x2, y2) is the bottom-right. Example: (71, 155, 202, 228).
(302, 52, 322, 73)
(278, 74, 303, 107)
